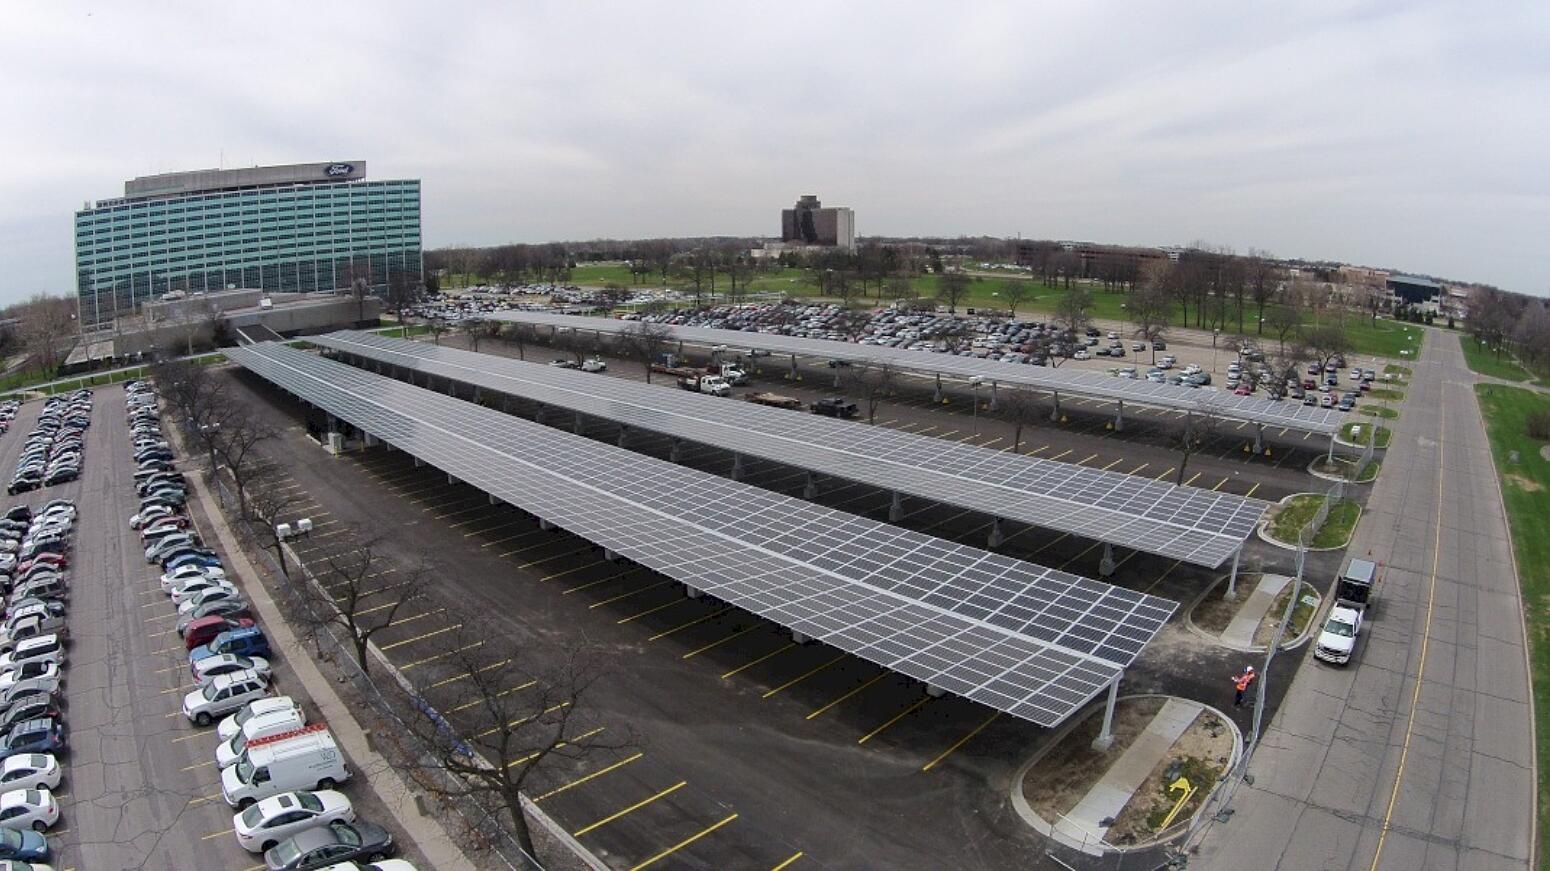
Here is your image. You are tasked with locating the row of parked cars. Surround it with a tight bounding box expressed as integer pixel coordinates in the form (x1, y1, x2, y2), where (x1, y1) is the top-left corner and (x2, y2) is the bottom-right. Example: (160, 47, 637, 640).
(127, 382, 410, 870)
(0, 497, 80, 866)
(6, 393, 91, 496)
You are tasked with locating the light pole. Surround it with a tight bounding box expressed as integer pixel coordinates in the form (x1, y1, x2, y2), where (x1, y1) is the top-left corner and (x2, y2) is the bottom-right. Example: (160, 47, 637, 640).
(1212, 328, 1221, 374)
(970, 376, 985, 433)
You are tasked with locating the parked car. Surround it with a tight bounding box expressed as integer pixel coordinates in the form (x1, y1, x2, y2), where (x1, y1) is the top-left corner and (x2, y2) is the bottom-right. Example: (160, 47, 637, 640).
(191, 627, 272, 665)
(0, 720, 63, 762)
(809, 398, 858, 418)
(0, 827, 48, 861)
(1314, 604, 1364, 665)
(0, 789, 57, 832)
(0, 755, 59, 793)
(183, 670, 272, 726)
(192, 653, 273, 687)
(185, 616, 257, 652)
(234, 789, 354, 852)
(219, 697, 303, 742)
(263, 820, 394, 870)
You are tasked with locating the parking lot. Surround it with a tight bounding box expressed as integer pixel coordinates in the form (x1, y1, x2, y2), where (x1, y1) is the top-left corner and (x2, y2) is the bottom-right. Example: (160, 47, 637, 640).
(224, 350, 1347, 870)
(0, 383, 415, 870)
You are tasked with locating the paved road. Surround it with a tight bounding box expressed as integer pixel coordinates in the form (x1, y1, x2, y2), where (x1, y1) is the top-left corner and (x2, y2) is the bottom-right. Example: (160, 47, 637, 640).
(1191, 330, 1536, 870)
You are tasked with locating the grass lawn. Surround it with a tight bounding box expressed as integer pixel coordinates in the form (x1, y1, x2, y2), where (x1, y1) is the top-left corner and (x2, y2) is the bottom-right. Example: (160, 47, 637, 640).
(1341, 421, 1392, 448)
(369, 323, 430, 339)
(1316, 455, 1382, 483)
(1265, 582, 1320, 640)
(1366, 387, 1405, 401)
(1268, 494, 1361, 548)
(1384, 364, 1413, 377)
(1358, 405, 1399, 419)
(1460, 335, 1533, 382)
(1474, 383, 1550, 854)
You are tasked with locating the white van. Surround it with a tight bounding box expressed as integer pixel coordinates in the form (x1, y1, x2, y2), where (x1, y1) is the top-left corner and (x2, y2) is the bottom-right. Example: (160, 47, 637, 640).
(215, 706, 309, 769)
(221, 725, 350, 808)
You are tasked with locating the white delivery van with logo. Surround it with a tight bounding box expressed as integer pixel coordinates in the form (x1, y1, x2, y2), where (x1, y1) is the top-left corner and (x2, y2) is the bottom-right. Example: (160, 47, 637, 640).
(221, 723, 350, 808)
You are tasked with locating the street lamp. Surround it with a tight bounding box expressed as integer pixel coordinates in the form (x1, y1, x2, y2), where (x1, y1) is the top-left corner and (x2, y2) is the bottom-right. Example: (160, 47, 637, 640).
(1212, 329, 1221, 374)
(970, 376, 986, 433)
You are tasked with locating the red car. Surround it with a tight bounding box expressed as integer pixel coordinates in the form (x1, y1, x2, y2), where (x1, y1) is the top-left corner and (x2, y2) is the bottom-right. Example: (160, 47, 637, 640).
(15, 555, 67, 574)
(183, 615, 257, 651)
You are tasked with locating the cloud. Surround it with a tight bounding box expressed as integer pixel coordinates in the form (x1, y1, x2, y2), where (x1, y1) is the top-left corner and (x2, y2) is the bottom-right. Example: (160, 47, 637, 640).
(0, 0, 1546, 304)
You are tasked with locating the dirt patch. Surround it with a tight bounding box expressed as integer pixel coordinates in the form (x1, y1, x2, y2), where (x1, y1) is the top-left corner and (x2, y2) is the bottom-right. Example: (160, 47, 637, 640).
(1105, 710, 1235, 846)
(1252, 584, 1321, 648)
(1190, 576, 1260, 635)
(1021, 697, 1167, 823)
(1509, 472, 1545, 492)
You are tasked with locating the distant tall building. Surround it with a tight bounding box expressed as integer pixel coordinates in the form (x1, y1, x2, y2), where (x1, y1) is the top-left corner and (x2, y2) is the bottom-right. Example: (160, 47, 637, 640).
(780, 195, 855, 251)
(74, 160, 422, 328)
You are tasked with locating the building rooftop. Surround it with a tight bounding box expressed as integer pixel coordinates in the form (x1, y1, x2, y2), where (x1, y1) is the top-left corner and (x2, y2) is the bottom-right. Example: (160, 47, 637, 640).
(101, 161, 369, 205)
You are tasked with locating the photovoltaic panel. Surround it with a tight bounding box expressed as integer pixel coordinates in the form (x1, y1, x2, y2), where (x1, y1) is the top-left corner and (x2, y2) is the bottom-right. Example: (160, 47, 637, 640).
(486, 310, 1349, 434)
(315, 330, 1269, 567)
(229, 342, 1177, 727)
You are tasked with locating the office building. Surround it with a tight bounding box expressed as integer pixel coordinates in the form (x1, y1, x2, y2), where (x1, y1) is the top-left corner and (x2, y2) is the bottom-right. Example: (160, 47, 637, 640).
(781, 195, 855, 251)
(74, 160, 421, 328)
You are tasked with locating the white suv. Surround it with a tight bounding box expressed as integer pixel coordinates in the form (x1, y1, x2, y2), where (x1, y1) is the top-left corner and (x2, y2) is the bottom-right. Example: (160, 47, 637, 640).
(184, 670, 271, 726)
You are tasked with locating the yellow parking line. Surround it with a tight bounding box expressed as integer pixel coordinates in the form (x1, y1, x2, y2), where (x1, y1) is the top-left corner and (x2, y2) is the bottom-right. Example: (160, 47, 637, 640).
(1076, 453, 1098, 465)
(1211, 477, 1228, 492)
(200, 827, 233, 841)
(806, 672, 888, 720)
(1278, 426, 1289, 436)
(628, 813, 738, 871)
(1026, 444, 1048, 455)
(463, 518, 529, 538)
(1128, 462, 1148, 475)
(618, 598, 688, 625)
(379, 623, 461, 651)
(354, 600, 400, 616)
(481, 528, 548, 549)
(382, 608, 445, 629)
(858, 697, 930, 744)
(722, 642, 796, 679)
(1155, 467, 1175, 482)
(428, 658, 511, 689)
(978, 437, 1003, 449)
(1059, 541, 1102, 571)
(1245, 482, 1261, 498)
(434, 502, 496, 521)
(508, 726, 606, 768)
(1142, 560, 1184, 595)
(534, 752, 644, 802)
(1183, 472, 1202, 486)
(1235, 420, 1249, 431)
(683, 625, 761, 659)
(400, 641, 485, 671)
(1099, 458, 1124, 471)
(1048, 448, 1073, 461)
(451, 680, 536, 712)
(475, 702, 570, 738)
(761, 654, 846, 699)
(1032, 532, 1069, 555)
(915, 426, 938, 435)
(498, 537, 569, 559)
(589, 580, 673, 609)
(573, 781, 688, 838)
(169, 729, 213, 744)
(542, 561, 612, 582)
(516, 548, 595, 570)
(563, 569, 644, 595)
(648, 607, 732, 642)
(922, 711, 1001, 772)
(771, 852, 805, 871)
(180, 759, 216, 772)
(187, 792, 220, 806)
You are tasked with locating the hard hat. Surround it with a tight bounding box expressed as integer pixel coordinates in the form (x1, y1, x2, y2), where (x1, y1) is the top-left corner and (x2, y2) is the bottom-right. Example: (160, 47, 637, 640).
(1246, 665, 1255, 672)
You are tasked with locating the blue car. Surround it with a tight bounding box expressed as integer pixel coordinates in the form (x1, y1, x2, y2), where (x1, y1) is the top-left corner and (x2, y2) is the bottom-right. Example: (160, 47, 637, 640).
(189, 627, 271, 666)
(0, 826, 47, 860)
(163, 550, 222, 572)
(0, 719, 64, 761)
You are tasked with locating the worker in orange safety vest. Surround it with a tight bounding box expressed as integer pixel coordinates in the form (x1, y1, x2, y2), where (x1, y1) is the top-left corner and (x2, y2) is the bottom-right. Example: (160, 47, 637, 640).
(1233, 665, 1257, 707)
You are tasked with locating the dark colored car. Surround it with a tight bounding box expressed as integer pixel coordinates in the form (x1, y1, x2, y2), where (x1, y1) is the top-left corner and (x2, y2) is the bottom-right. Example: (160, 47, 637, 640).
(190, 627, 271, 664)
(184, 616, 257, 652)
(0, 826, 48, 861)
(264, 820, 395, 870)
(0, 719, 63, 761)
(809, 397, 858, 418)
(176, 600, 253, 637)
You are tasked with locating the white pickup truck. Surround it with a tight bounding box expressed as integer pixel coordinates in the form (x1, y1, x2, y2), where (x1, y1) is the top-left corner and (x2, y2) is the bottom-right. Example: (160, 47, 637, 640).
(1313, 604, 1363, 665)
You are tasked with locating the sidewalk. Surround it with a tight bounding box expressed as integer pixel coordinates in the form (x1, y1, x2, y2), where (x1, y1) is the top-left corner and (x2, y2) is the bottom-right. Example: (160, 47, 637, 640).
(184, 467, 478, 871)
(1219, 574, 1293, 649)
(1053, 698, 1203, 853)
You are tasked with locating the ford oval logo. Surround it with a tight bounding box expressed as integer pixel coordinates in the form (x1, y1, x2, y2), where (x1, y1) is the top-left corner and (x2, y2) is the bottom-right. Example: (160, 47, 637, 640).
(324, 163, 354, 177)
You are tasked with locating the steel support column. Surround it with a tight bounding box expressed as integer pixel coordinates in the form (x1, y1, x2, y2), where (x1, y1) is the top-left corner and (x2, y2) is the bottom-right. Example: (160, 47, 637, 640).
(1092, 677, 1121, 751)
(1225, 546, 1242, 601)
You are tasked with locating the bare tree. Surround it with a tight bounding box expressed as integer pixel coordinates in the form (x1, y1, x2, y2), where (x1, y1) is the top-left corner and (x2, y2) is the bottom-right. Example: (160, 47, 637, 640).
(459, 318, 491, 353)
(1173, 401, 1222, 486)
(552, 328, 595, 366)
(1129, 281, 1171, 366)
(841, 363, 896, 424)
(18, 295, 75, 376)
(1264, 306, 1302, 357)
(387, 272, 424, 323)
(1001, 280, 1031, 318)
(428, 318, 450, 346)
(937, 272, 973, 314)
(1300, 324, 1352, 373)
(884, 274, 914, 303)
(210, 400, 279, 520)
(1245, 250, 1280, 334)
(403, 626, 627, 859)
(242, 460, 309, 577)
(620, 320, 673, 384)
(997, 387, 1044, 452)
(499, 323, 535, 361)
(1052, 285, 1094, 336)
(299, 529, 430, 678)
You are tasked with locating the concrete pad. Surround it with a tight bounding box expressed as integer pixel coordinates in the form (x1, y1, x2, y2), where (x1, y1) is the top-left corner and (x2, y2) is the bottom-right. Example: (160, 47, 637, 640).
(1219, 574, 1294, 648)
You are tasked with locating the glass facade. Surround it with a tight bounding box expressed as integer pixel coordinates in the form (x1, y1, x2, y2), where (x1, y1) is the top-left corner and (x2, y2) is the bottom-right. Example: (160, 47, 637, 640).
(73, 178, 422, 328)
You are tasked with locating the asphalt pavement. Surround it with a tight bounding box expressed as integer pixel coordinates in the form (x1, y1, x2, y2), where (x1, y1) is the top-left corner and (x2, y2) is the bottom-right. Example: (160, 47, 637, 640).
(1190, 329, 1536, 870)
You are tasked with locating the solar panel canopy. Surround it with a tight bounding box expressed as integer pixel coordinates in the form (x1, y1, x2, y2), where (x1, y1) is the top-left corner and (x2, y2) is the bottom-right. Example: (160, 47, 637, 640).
(487, 310, 1349, 434)
(229, 342, 1177, 726)
(316, 330, 1268, 567)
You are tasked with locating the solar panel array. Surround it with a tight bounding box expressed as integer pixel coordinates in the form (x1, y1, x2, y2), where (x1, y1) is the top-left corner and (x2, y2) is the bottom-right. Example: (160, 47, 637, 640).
(230, 342, 1177, 726)
(487, 310, 1349, 433)
(316, 330, 1268, 567)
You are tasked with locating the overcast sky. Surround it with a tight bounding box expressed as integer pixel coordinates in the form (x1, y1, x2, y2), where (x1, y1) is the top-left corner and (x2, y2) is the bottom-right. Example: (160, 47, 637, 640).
(1, 1, 1546, 304)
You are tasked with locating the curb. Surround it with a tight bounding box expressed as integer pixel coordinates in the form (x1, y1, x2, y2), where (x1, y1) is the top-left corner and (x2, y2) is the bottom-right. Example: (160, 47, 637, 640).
(1007, 694, 1245, 855)
(1257, 493, 1361, 553)
(1184, 575, 1321, 653)
(1306, 457, 1377, 485)
(179, 446, 477, 870)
